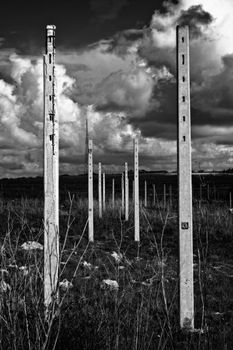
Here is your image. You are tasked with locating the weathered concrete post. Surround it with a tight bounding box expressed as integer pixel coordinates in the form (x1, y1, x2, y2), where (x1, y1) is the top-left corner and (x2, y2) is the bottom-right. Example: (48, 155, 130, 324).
(112, 178, 115, 208)
(88, 140, 94, 242)
(177, 25, 194, 330)
(98, 162, 102, 218)
(121, 172, 125, 215)
(144, 180, 147, 207)
(125, 162, 129, 221)
(43, 25, 59, 308)
(134, 138, 140, 241)
(103, 172, 106, 212)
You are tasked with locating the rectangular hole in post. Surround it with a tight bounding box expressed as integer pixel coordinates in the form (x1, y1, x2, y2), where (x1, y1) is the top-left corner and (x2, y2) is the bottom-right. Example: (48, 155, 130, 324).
(182, 76, 185, 82)
(49, 95, 52, 101)
(183, 116, 186, 122)
(49, 75, 52, 81)
(182, 54, 185, 65)
(49, 36, 52, 42)
(182, 37, 184, 43)
(49, 54, 52, 64)
(183, 136, 186, 142)
(182, 96, 185, 102)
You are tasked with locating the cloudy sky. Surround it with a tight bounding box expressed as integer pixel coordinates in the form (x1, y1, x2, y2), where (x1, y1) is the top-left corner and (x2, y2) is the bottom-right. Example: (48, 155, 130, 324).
(0, 0, 233, 177)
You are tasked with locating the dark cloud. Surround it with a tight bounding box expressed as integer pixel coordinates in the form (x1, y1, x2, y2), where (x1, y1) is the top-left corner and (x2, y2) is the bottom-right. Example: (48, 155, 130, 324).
(0, 161, 24, 171)
(85, 68, 154, 116)
(107, 29, 144, 56)
(90, 0, 129, 22)
(177, 5, 213, 38)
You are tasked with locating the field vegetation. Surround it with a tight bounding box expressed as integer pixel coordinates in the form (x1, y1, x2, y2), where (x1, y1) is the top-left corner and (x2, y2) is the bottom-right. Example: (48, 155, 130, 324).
(0, 176, 233, 349)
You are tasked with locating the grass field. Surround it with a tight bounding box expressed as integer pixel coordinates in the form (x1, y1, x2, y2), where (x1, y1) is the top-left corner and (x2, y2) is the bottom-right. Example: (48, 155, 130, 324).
(0, 193, 233, 349)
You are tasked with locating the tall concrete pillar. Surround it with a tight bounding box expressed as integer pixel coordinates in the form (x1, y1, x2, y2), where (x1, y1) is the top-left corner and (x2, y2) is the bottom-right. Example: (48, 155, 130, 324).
(98, 162, 102, 218)
(134, 138, 140, 241)
(43, 25, 59, 308)
(177, 25, 194, 330)
(103, 173, 106, 212)
(88, 140, 94, 242)
(121, 172, 125, 214)
(144, 180, 147, 207)
(112, 178, 115, 208)
(125, 162, 129, 221)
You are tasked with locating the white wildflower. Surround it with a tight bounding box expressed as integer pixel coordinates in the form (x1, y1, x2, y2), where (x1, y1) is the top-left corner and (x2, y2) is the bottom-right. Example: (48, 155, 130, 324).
(111, 251, 123, 263)
(21, 241, 43, 251)
(8, 263, 18, 269)
(102, 279, 119, 290)
(19, 266, 29, 276)
(82, 261, 92, 269)
(0, 280, 11, 292)
(142, 281, 151, 286)
(59, 279, 73, 291)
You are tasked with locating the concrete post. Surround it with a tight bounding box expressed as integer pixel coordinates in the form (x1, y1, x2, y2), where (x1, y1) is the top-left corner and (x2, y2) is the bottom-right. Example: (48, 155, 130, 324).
(169, 184, 172, 208)
(121, 172, 124, 215)
(125, 163, 129, 220)
(230, 192, 232, 208)
(112, 178, 115, 209)
(144, 180, 147, 207)
(98, 162, 102, 218)
(43, 25, 59, 308)
(134, 138, 140, 241)
(88, 140, 94, 242)
(103, 173, 106, 212)
(177, 25, 194, 330)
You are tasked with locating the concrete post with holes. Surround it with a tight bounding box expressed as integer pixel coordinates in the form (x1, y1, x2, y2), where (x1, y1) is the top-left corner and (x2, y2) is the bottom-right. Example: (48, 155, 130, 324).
(134, 138, 140, 241)
(121, 172, 124, 215)
(177, 25, 194, 330)
(98, 162, 102, 218)
(112, 178, 115, 209)
(103, 173, 106, 212)
(43, 25, 59, 308)
(144, 180, 147, 207)
(125, 162, 129, 221)
(88, 140, 94, 242)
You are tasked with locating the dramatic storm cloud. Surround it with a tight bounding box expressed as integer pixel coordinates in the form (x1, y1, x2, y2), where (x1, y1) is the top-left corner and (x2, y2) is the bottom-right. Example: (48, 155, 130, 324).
(0, 0, 233, 175)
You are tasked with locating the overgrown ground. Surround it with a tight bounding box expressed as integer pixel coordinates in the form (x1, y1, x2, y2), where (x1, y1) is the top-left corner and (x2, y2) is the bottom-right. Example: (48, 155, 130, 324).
(0, 196, 233, 349)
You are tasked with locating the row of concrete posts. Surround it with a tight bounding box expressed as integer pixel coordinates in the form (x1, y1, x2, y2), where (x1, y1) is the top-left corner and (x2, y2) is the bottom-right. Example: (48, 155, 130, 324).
(43, 24, 194, 330)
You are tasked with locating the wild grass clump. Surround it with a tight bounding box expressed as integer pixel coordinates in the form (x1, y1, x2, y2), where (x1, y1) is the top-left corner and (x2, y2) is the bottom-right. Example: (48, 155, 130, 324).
(0, 197, 233, 349)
